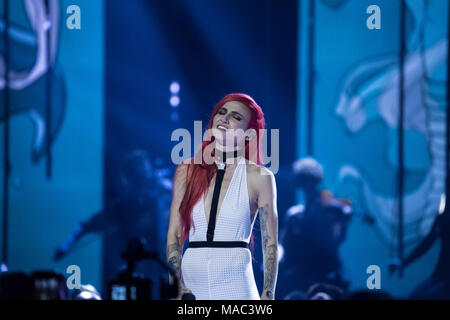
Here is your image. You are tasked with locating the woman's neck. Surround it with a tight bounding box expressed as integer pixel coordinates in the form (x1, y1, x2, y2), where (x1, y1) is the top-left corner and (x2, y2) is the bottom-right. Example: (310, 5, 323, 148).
(214, 142, 244, 165)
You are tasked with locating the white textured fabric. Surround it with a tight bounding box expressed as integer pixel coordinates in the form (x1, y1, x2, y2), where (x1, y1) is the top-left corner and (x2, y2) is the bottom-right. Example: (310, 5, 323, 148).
(181, 157, 260, 300)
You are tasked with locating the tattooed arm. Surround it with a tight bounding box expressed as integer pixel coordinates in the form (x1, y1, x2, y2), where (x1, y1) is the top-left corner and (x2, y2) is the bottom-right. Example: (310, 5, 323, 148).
(166, 163, 192, 299)
(256, 168, 279, 300)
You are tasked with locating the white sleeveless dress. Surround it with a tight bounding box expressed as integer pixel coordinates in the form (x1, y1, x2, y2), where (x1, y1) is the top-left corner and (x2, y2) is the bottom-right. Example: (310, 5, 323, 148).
(180, 157, 260, 300)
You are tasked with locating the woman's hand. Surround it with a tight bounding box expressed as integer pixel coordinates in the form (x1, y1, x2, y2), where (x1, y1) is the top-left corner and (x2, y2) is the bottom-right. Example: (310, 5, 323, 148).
(261, 290, 275, 300)
(176, 286, 194, 300)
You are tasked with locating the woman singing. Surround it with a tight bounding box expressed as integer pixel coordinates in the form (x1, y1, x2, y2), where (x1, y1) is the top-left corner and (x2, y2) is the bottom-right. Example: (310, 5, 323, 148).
(166, 93, 278, 300)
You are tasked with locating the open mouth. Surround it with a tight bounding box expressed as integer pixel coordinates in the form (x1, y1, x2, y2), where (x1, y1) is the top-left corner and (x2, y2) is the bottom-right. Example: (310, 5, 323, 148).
(216, 125, 228, 131)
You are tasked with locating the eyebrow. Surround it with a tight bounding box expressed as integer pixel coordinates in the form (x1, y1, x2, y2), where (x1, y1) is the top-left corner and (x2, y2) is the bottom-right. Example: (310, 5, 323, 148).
(220, 107, 244, 118)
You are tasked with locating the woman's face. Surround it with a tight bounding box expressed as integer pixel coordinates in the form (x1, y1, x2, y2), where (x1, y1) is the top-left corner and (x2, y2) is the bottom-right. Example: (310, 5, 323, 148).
(212, 101, 252, 147)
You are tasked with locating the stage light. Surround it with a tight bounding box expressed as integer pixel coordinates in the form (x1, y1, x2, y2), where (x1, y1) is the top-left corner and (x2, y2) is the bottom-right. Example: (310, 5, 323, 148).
(287, 204, 304, 216)
(278, 244, 284, 263)
(439, 193, 446, 215)
(170, 96, 180, 107)
(72, 284, 102, 300)
(170, 81, 180, 94)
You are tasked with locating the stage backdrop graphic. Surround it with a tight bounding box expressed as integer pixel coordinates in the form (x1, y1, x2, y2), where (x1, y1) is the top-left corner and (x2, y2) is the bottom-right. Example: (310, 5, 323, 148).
(298, 0, 448, 296)
(0, 0, 104, 291)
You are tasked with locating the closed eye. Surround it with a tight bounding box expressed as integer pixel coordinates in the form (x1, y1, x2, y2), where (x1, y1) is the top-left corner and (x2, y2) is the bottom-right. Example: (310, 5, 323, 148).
(232, 111, 243, 121)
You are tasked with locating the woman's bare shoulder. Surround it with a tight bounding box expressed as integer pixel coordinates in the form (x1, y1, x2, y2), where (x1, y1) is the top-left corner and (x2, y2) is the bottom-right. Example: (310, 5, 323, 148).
(174, 161, 189, 176)
(173, 160, 194, 190)
(245, 160, 275, 184)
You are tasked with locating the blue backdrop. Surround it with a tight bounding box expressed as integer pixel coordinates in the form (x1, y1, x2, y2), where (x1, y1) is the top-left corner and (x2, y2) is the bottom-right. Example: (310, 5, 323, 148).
(0, 0, 448, 299)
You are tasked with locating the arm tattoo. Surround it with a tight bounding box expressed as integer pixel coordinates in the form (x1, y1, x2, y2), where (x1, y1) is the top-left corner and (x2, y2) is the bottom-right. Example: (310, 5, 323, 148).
(167, 242, 180, 257)
(166, 234, 182, 283)
(258, 204, 278, 298)
(263, 244, 278, 296)
(167, 255, 179, 272)
(167, 234, 190, 295)
(259, 204, 271, 249)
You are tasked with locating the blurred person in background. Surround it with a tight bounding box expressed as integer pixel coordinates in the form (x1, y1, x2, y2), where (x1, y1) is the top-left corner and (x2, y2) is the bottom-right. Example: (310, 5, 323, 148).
(278, 157, 352, 299)
(54, 150, 171, 298)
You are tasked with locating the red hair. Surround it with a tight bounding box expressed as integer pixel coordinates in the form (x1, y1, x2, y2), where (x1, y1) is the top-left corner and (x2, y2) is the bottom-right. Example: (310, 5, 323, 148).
(178, 93, 265, 246)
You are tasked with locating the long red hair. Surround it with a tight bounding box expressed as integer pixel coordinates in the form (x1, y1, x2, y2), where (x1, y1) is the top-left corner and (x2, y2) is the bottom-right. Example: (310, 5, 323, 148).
(178, 93, 265, 246)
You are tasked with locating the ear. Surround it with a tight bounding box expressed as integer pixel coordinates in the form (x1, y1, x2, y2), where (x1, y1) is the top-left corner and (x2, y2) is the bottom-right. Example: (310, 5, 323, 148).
(245, 128, 256, 141)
